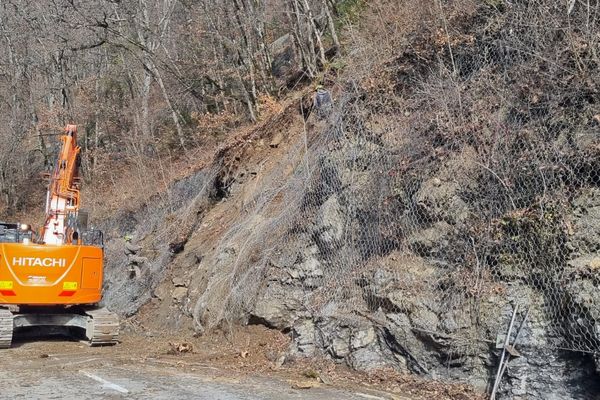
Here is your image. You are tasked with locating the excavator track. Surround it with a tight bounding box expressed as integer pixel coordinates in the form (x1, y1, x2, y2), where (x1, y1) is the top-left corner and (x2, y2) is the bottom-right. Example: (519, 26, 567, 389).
(84, 307, 119, 346)
(0, 306, 118, 348)
(0, 308, 14, 349)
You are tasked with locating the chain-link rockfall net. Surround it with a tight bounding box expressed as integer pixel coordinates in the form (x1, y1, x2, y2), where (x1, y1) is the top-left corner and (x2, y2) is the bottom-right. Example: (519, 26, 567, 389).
(193, 0, 600, 361)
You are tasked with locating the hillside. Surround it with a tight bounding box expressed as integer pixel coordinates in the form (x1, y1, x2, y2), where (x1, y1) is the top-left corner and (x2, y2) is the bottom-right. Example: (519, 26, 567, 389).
(1, 1, 600, 399)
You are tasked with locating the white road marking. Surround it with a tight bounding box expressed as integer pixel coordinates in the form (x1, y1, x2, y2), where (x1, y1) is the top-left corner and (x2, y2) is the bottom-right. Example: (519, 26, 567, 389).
(80, 370, 129, 394)
(354, 393, 387, 400)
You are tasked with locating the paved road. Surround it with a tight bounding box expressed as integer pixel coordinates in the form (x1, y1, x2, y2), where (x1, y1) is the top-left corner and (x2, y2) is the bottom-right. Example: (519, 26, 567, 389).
(2, 363, 364, 399)
(0, 340, 396, 400)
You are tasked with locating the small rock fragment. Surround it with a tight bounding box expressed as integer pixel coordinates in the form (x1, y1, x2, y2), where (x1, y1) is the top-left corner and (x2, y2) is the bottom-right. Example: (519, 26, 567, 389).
(172, 276, 187, 287)
(167, 342, 193, 354)
(290, 381, 320, 390)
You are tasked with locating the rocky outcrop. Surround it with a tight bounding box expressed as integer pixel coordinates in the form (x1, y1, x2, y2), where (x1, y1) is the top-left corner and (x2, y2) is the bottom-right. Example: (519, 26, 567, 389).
(238, 139, 600, 399)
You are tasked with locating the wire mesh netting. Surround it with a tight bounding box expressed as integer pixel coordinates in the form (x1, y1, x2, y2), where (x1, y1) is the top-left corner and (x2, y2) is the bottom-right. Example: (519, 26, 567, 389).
(193, 0, 600, 359)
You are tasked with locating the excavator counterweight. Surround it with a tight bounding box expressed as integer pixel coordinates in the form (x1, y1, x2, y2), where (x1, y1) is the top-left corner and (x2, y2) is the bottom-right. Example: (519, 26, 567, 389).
(0, 125, 118, 348)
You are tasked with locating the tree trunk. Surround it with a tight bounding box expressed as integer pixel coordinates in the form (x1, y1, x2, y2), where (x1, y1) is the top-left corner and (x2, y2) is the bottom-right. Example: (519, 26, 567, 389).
(151, 63, 187, 150)
(323, 0, 340, 52)
(302, 0, 326, 67)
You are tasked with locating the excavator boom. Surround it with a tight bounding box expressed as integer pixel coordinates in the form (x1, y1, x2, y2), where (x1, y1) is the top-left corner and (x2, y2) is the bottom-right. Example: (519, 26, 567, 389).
(42, 124, 81, 245)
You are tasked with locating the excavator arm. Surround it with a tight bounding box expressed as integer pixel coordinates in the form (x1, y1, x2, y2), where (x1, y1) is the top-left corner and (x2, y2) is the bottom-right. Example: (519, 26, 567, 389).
(41, 124, 82, 245)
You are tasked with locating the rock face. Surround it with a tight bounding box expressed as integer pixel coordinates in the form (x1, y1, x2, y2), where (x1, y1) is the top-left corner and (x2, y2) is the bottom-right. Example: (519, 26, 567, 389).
(491, 286, 600, 399)
(562, 189, 600, 369)
(99, 126, 600, 399)
(237, 139, 600, 399)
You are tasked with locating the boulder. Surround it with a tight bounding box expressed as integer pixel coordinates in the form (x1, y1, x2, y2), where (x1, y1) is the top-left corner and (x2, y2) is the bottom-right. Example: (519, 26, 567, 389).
(252, 283, 307, 330)
(314, 195, 345, 251)
(292, 319, 318, 355)
(172, 287, 188, 302)
(414, 178, 470, 225)
(406, 221, 453, 257)
(124, 242, 142, 255)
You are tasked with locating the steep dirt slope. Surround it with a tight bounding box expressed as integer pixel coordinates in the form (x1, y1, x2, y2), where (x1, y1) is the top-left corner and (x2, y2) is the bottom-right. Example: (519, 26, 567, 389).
(97, 88, 314, 325)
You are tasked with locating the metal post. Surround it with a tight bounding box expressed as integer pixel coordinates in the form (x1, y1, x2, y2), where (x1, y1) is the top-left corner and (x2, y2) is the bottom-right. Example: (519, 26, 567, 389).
(490, 304, 519, 400)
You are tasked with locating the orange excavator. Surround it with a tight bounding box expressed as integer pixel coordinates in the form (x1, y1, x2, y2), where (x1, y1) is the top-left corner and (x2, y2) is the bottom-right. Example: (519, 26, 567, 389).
(0, 125, 118, 348)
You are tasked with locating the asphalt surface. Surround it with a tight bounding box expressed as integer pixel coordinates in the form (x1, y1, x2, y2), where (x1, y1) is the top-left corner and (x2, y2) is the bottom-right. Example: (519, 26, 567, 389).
(0, 337, 395, 400)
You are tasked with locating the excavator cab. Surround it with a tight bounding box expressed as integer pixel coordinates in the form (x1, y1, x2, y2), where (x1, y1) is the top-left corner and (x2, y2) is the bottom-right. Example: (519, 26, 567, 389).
(0, 223, 33, 243)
